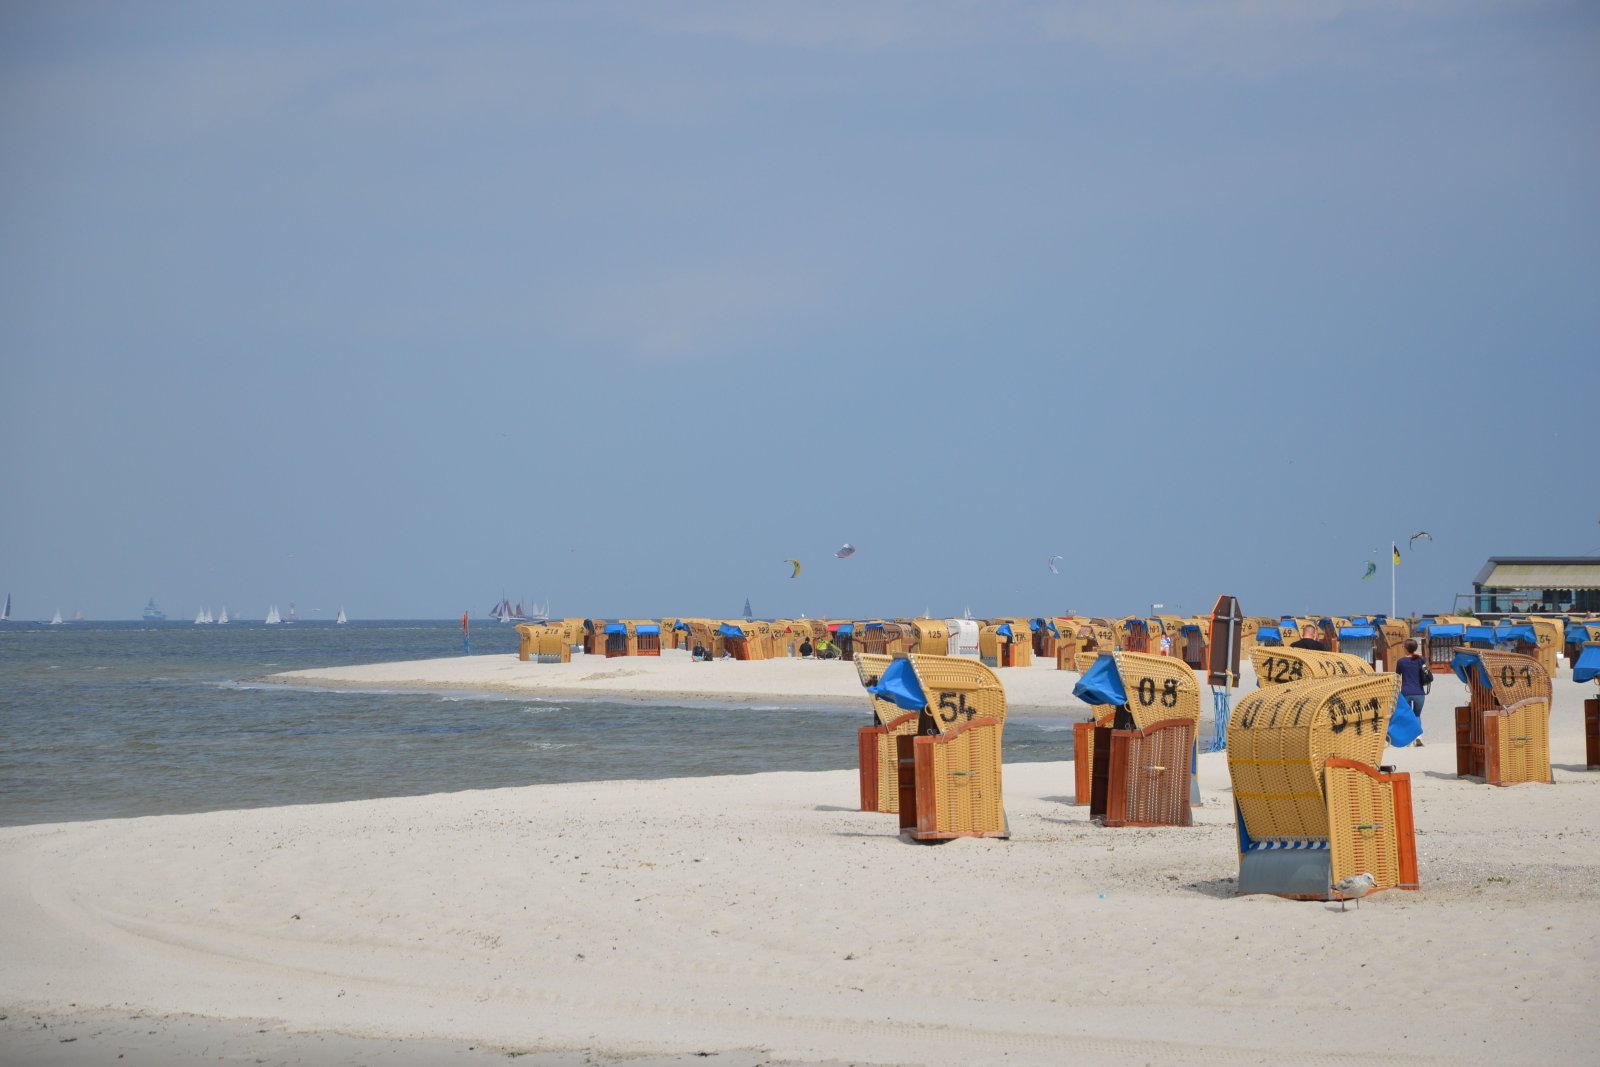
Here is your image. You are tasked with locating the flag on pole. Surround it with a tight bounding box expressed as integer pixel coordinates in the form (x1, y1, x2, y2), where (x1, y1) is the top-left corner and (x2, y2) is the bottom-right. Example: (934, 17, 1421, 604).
(1392, 544, 1402, 566)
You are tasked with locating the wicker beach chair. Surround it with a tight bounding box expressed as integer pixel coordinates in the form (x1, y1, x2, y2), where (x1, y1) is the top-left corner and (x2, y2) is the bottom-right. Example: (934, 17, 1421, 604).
(1227, 674, 1419, 900)
(893, 654, 1009, 841)
(1070, 652, 1202, 826)
(1576, 642, 1600, 769)
(1251, 646, 1374, 686)
(909, 618, 948, 655)
(1450, 650, 1553, 786)
(853, 654, 920, 813)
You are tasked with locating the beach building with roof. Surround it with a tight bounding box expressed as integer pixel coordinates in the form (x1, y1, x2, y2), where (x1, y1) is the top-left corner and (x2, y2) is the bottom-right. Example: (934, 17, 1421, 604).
(1468, 557, 1600, 615)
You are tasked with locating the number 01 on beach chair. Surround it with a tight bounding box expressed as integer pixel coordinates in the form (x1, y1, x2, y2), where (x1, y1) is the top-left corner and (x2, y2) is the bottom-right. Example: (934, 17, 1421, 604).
(858, 654, 1009, 841)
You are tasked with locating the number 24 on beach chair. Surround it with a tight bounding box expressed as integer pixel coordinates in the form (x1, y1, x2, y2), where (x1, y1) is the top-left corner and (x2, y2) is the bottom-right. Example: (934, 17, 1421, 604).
(856, 654, 1009, 842)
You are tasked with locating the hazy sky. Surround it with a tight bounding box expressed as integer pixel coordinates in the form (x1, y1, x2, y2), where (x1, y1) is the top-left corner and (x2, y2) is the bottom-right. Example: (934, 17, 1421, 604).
(3, 1, 1597, 622)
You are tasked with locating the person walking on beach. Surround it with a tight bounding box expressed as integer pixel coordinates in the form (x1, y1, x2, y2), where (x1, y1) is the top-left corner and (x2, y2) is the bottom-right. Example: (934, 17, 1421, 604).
(1396, 639, 1429, 746)
(798, 636, 814, 658)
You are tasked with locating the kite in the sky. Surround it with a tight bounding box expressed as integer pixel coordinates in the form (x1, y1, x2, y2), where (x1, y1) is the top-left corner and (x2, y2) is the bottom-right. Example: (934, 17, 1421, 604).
(1362, 561, 1377, 580)
(785, 558, 801, 579)
(834, 543, 856, 559)
(1408, 531, 1433, 548)
(1047, 554, 1062, 575)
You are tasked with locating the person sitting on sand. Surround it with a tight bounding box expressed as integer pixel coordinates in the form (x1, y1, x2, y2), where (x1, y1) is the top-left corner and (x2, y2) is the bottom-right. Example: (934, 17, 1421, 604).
(815, 637, 839, 660)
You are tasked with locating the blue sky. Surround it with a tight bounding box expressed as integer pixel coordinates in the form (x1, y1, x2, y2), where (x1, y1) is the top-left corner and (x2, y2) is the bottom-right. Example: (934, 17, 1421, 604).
(3, 1, 1597, 621)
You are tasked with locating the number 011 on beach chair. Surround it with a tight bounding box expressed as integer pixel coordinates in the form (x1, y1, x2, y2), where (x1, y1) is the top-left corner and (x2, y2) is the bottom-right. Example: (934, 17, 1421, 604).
(1227, 674, 1419, 901)
(859, 654, 1009, 841)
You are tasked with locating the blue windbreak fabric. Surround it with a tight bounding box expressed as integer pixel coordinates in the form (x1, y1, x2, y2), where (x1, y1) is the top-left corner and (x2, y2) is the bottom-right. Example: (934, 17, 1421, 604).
(1451, 650, 1486, 688)
(1464, 625, 1496, 644)
(836, 623, 854, 635)
(1495, 624, 1537, 644)
(717, 622, 744, 638)
(864, 622, 883, 631)
(673, 621, 690, 631)
(1182, 624, 1200, 634)
(866, 657, 927, 712)
(603, 623, 626, 635)
(1047, 620, 1060, 636)
(636, 624, 660, 636)
(997, 623, 1013, 639)
(1338, 626, 1377, 639)
(1351, 617, 1370, 625)
(1566, 624, 1593, 644)
(1257, 626, 1283, 642)
(1073, 654, 1127, 707)
(1427, 624, 1465, 638)
(1574, 644, 1600, 684)
(1387, 691, 1423, 748)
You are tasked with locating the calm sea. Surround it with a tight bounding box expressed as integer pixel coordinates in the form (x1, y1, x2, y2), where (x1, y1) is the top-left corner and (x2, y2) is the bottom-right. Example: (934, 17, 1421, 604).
(0, 621, 1075, 827)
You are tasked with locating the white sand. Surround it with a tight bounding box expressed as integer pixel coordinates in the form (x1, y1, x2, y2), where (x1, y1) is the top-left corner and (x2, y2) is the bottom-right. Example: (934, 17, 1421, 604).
(3, 655, 1597, 1065)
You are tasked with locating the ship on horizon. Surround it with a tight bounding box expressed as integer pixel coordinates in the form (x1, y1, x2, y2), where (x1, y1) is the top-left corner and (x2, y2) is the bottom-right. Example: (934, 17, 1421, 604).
(143, 598, 167, 622)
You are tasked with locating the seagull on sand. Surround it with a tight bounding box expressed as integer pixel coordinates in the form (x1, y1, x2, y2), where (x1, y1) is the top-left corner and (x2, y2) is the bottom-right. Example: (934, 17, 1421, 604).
(1333, 872, 1377, 911)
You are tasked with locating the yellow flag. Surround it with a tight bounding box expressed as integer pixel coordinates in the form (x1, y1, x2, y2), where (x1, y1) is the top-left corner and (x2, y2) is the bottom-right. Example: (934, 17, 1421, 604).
(1392, 544, 1401, 566)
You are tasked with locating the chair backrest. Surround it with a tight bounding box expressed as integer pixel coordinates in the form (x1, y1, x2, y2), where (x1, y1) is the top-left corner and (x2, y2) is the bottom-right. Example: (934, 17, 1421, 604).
(1227, 673, 1400, 841)
(1450, 649, 1550, 711)
(1252, 646, 1374, 686)
(906, 654, 1007, 735)
(854, 653, 906, 728)
(1111, 650, 1201, 731)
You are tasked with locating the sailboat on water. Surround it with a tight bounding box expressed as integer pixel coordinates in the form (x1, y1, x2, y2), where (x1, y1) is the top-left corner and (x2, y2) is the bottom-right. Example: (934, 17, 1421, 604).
(50, 608, 64, 625)
(265, 605, 281, 625)
(218, 606, 228, 624)
(1, 593, 10, 621)
(335, 607, 347, 625)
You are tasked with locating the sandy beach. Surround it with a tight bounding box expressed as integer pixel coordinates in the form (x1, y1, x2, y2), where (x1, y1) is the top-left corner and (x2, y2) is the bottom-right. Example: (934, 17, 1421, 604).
(3, 653, 1597, 1065)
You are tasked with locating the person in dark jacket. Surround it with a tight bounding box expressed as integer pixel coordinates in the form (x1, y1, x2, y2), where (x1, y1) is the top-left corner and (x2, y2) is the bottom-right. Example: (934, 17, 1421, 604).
(1395, 639, 1428, 746)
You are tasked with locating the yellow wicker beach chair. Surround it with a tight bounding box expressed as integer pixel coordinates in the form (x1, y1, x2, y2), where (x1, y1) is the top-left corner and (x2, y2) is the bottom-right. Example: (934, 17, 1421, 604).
(894, 654, 1009, 841)
(1525, 618, 1561, 676)
(537, 627, 571, 663)
(853, 654, 921, 814)
(1075, 652, 1202, 827)
(516, 623, 537, 662)
(1251, 646, 1375, 686)
(1451, 649, 1553, 786)
(909, 618, 948, 655)
(1581, 642, 1600, 769)
(1227, 674, 1418, 900)
(1376, 621, 1412, 671)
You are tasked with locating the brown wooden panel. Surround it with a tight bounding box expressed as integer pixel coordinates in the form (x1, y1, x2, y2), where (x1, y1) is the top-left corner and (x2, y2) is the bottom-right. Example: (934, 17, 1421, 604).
(858, 727, 883, 812)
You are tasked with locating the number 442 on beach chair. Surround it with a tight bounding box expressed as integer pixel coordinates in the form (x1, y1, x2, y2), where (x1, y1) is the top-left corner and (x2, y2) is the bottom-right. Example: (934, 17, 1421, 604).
(857, 654, 1010, 842)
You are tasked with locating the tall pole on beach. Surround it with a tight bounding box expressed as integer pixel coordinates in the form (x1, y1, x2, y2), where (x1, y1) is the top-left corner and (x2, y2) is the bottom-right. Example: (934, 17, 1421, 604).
(1391, 542, 1398, 618)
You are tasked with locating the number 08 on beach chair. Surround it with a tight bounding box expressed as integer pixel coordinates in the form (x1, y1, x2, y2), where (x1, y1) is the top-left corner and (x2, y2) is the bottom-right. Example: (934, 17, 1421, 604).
(1450, 649, 1553, 786)
(1070, 652, 1202, 827)
(1227, 674, 1419, 900)
(858, 654, 1009, 841)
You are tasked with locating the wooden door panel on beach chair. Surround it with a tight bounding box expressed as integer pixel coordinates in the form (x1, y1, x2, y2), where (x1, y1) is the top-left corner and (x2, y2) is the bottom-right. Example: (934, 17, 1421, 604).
(1251, 647, 1374, 687)
(1072, 653, 1200, 825)
(1227, 673, 1414, 900)
(894, 655, 1009, 840)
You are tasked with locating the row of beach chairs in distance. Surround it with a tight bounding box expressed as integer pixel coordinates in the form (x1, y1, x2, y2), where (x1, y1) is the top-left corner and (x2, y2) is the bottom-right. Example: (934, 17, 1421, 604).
(518, 613, 1600, 682)
(850, 643, 1593, 903)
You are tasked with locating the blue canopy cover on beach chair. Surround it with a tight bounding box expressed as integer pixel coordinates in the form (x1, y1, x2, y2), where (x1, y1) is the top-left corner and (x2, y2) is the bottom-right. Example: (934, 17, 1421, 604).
(1427, 624, 1465, 638)
(1338, 626, 1377, 639)
(997, 623, 1013, 639)
(1574, 644, 1600, 684)
(866, 657, 927, 712)
(1495, 624, 1537, 645)
(603, 623, 626, 635)
(1072, 654, 1127, 707)
(717, 622, 744, 638)
(636, 624, 660, 636)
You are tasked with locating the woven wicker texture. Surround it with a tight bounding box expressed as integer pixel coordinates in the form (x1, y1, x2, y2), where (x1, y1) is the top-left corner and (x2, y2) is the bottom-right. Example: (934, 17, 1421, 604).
(1463, 650, 1551, 709)
(1527, 619, 1561, 675)
(1075, 650, 1103, 674)
(907, 654, 1008, 735)
(910, 618, 948, 654)
(1111, 651, 1201, 731)
(928, 720, 1006, 834)
(1491, 698, 1553, 785)
(1325, 763, 1403, 889)
(1251, 647, 1375, 686)
(1227, 674, 1399, 841)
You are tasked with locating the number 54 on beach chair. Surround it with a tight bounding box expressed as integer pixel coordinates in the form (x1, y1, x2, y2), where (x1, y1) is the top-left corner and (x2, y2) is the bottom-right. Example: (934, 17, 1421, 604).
(856, 654, 1009, 841)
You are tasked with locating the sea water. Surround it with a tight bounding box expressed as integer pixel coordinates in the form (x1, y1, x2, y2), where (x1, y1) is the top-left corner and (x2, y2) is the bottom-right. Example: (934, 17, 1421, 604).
(0, 621, 1074, 827)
